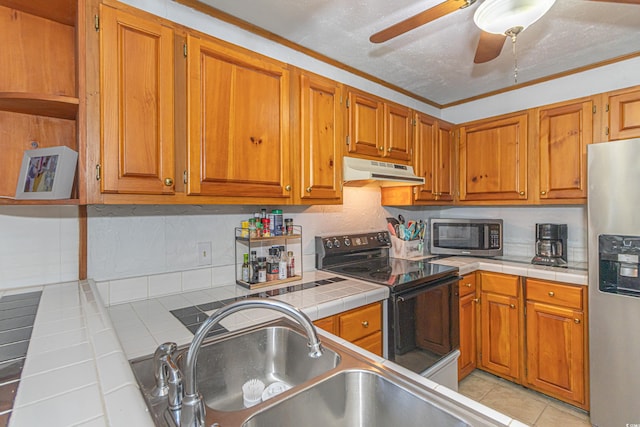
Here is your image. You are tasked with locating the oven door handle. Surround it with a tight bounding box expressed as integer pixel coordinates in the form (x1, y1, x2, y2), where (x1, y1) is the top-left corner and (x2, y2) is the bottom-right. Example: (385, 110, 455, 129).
(396, 275, 460, 302)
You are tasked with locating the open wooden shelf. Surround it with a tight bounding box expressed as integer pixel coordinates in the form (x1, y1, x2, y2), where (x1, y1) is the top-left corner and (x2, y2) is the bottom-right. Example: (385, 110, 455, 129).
(0, 93, 79, 120)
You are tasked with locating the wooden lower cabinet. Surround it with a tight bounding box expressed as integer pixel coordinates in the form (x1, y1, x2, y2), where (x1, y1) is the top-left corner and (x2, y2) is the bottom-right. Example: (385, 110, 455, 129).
(314, 302, 382, 356)
(458, 273, 478, 381)
(524, 278, 588, 410)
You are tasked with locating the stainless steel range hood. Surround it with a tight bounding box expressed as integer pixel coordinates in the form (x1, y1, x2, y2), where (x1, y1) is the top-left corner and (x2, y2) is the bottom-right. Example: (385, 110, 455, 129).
(343, 156, 425, 187)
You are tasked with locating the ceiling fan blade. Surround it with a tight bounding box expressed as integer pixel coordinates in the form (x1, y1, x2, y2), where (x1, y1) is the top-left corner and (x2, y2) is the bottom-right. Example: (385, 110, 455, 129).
(588, 0, 640, 3)
(474, 31, 507, 64)
(370, 0, 467, 44)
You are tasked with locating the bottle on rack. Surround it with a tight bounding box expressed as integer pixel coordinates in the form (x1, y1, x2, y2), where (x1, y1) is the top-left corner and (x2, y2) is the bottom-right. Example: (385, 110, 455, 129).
(278, 246, 287, 280)
(287, 251, 295, 278)
(266, 248, 279, 281)
(257, 257, 267, 283)
(241, 253, 250, 282)
(250, 251, 258, 283)
(272, 209, 283, 236)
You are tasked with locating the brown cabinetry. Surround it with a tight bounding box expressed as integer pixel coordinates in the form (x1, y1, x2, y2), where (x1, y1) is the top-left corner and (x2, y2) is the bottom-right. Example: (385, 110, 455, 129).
(346, 89, 412, 163)
(458, 273, 478, 381)
(314, 302, 382, 356)
(606, 86, 640, 141)
(186, 33, 291, 199)
(537, 98, 593, 201)
(0, 0, 83, 203)
(478, 272, 522, 382)
(524, 278, 588, 410)
(459, 113, 528, 202)
(100, 5, 175, 195)
(291, 69, 343, 203)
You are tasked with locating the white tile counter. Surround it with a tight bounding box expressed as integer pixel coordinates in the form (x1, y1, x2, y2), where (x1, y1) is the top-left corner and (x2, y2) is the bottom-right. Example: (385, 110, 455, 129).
(5, 257, 581, 427)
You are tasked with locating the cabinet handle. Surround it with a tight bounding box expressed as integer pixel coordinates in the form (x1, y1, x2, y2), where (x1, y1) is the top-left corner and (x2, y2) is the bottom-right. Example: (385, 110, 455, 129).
(541, 191, 547, 195)
(472, 298, 479, 303)
(164, 178, 174, 186)
(509, 303, 516, 309)
(574, 318, 581, 324)
(379, 146, 384, 151)
(306, 187, 312, 193)
(548, 291, 555, 297)
(285, 185, 291, 191)
(250, 136, 263, 144)
(362, 321, 369, 328)
(387, 147, 392, 152)
(519, 191, 525, 196)
(465, 283, 472, 287)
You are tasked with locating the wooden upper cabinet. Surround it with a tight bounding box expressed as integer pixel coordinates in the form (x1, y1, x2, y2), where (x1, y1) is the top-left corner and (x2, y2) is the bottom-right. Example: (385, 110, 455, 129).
(414, 114, 454, 202)
(347, 89, 384, 159)
(100, 6, 175, 195)
(607, 86, 640, 141)
(459, 113, 528, 202)
(384, 102, 412, 162)
(294, 70, 343, 203)
(186, 34, 291, 198)
(538, 99, 593, 201)
(346, 88, 412, 162)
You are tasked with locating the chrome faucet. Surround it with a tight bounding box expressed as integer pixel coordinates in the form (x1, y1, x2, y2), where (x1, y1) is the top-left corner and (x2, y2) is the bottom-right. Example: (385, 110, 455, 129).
(164, 298, 324, 427)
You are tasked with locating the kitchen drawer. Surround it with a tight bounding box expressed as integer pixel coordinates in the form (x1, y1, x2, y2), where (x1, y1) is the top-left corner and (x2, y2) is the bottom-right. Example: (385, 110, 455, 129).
(526, 278, 583, 310)
(459, 273, 477, 297)
(352, 330, 383, 356)
(314, 316, 336, 335)
(480, 272, 519, 297)
(338, 303, 382, 342)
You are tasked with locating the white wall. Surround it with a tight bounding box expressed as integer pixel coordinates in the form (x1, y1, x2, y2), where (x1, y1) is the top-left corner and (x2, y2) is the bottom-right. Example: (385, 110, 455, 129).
(0, 206, 79, 289)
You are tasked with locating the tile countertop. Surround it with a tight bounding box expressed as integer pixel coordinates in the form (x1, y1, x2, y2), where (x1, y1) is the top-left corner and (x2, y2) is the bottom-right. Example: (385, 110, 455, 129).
(4, 256, 586, 427)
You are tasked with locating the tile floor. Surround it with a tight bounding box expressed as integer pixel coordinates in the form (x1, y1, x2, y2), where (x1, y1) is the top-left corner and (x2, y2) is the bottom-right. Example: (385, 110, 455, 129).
(458, 370, 592, 427)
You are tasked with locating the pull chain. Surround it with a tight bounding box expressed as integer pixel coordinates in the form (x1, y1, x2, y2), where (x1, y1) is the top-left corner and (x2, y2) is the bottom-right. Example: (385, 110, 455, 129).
(505, 26, 523, 85)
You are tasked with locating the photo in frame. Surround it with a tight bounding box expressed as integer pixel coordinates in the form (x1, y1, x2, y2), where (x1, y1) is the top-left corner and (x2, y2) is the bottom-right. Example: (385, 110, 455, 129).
(14, 146, 78, 200)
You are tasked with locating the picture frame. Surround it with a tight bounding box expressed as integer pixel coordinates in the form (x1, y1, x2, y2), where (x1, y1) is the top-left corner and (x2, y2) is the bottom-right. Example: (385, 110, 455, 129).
(14, 146, 78, 200)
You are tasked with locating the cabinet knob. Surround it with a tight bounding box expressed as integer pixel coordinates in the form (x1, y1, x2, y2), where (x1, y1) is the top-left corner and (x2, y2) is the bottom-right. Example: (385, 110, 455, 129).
(362, 321, 369, 328)
(465, 283, 472, 287)
(387, 147, 392, 152)
(509, 303, 516, 309)
(574, 318, 581, 324)
(541, 191, 547, 195)
(379, 146, 384, 151)
(306, 187, 312, 193)
(285, 185, 291, 191)
(164, 178, 174, 186)
(472, 298, 479, 303)
(548, 291, 555, 297)
(519, 191, 525, 196)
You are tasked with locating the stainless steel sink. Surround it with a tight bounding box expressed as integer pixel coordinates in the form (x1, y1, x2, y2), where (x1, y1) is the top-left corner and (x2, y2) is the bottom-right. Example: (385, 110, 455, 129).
(130, 320, 340, 415)
(243, 370, 471, 427)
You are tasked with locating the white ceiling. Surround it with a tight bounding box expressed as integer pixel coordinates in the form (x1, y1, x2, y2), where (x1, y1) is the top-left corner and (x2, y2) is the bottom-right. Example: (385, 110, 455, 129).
(193, 0, 640, 107)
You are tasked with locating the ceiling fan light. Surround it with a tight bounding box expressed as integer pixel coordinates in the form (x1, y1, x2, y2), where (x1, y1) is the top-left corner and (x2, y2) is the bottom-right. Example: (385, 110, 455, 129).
(473, 0, 556, 35)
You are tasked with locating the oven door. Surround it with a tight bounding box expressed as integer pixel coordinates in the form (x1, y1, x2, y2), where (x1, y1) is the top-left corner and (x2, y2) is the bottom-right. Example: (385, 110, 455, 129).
(388, 275, 460, 375)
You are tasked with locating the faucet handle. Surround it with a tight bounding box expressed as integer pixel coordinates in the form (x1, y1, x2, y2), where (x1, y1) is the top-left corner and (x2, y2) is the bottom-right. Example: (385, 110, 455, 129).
(151, 342, 178, 397)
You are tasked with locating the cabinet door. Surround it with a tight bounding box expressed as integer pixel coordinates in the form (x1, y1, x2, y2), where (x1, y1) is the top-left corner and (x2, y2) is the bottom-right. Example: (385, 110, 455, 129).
(480, 291, 520, 381)
(608, 87, 640, 141)
(539, 100, 592, 200)
(347, 90, 384, 158)
(459, 114, 528, 201)
(186, 35, 291, 198)
(525, 301, 585, 407)
(414, 113, 437, 201)
(101, 6, 175, 195)
(297, 72, 343, 201)
(435, 121, 455, 201)
(384, 102, 412, 162)
(458, 274, 477, 380)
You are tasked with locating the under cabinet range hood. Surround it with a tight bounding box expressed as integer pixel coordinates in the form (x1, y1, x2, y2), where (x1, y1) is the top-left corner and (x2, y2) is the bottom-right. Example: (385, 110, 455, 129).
(343, 156, 425, 187)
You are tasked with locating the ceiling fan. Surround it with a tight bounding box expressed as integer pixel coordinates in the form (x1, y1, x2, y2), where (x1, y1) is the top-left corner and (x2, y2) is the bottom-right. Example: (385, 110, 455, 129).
(370, 0, 639, 64)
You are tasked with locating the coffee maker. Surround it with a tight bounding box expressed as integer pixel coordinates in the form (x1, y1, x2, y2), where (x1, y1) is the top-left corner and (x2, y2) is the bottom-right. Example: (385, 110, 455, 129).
(531, 223, 568, 267)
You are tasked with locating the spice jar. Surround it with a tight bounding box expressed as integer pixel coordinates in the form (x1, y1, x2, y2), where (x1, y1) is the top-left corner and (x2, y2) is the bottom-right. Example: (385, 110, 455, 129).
(285, 218, 294, 235)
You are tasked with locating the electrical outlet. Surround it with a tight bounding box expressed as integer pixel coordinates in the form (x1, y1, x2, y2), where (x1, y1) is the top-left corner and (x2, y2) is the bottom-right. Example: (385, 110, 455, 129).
(197, 242, 212, 266)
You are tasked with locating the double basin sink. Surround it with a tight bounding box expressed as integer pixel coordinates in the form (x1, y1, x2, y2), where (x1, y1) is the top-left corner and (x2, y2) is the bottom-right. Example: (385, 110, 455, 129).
(131, 319, 505, 427)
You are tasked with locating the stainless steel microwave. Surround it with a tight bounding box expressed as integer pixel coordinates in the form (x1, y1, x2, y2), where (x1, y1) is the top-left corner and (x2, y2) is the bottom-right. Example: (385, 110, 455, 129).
(430, 219, 503, 256)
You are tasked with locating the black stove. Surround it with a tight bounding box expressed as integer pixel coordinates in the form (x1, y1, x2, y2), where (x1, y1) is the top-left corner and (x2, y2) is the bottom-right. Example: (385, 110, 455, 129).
(315, 231, 458, 292)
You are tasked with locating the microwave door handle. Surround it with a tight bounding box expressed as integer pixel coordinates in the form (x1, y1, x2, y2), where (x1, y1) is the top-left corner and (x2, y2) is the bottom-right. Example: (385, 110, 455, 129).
(483, 225, 489, 249)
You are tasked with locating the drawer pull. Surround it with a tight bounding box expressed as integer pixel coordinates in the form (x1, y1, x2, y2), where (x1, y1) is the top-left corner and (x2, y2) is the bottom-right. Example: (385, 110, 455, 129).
(472, 298, 479, 303)
(362, 321, 369, 328)
(509, 303, 516, 309)
(574, 318, 581, 324)
(465, 283, 472, 287)
(548, 291, 555, 297)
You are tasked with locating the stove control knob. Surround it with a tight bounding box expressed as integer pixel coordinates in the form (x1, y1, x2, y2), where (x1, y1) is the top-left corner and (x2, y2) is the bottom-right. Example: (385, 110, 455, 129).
(325, 240, 333, 249)
(344, 238, 351, 247)
(333, 239, 341, 248)
(377, 233, 385, 242)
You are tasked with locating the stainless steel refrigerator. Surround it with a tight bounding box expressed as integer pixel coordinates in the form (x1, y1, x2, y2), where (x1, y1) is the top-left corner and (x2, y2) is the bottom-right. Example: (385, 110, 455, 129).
(588, 137, 640, 427)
